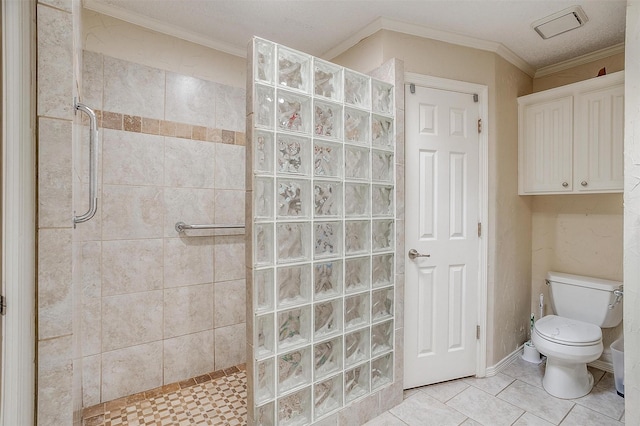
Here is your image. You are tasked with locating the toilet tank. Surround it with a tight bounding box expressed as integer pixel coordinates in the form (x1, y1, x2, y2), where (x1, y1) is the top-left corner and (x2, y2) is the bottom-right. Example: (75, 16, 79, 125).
(547, 271, 623, 328)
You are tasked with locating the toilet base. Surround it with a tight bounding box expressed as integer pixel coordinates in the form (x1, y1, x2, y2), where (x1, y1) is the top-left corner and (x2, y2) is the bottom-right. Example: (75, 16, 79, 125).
(542, 357, 594, 399)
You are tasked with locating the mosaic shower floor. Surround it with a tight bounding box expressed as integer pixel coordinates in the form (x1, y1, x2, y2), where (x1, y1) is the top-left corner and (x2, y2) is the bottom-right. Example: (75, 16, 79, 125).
(82, 365, 247, 426)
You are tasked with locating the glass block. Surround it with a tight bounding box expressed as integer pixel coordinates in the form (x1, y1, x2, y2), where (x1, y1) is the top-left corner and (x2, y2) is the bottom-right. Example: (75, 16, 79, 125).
(344, 70, 370, 108)
(255, 268, 274, 313)
(372, 253, 394, 288)
(278, 346, 312, 394)
(254, 131, 274, 174)
(344, 107, 370, 145)
(344, 328, 370, 367)
(277, 178, 310, 219)
(255, 39, 275, 84)
(345, 183, 369, 218)
(277, 90, 311, 134)
(372, 185, 393, 217)
(255, 401, 275, 426)
(372, 150, 393, 183)
(344, 293, 370, 330)
(278, 386, 312, 426)
(278, 306, 311, 351)
(278, 46, 311, 92)
(314, 181, 342, 217)
(256, 84, 275, 129)
(314, 374, 343, 419)
(371, 352, 393, 390)
(255, 223, 274, 266)
(256, 313, 275, 359)
(372, 219, 393, 252)
(313, 140, 342, 178)
(276, 134, 310, 175)
(314, 298, 342, 339)
(314, 59, 342, 101)
(345, 145, 370, 180)
(256, 357, 275, 404)
(276, 222, 310, 264)
(314, 336, 342, 380)
(314, 100, 342, 140)
(345, 221, 370, 255)
(255, 177, 274, 220)
(345, 362, 370, 403)
(372, 114, 394, 150)
(371, 320, 393, 356)
(344, 256, 370, 294)
(372, 80, 394, 115)
(314, 221, 342, 259)
(277, 264, 311, 308)
(313, 260, 342, 301)
(371, 287, 393, 322)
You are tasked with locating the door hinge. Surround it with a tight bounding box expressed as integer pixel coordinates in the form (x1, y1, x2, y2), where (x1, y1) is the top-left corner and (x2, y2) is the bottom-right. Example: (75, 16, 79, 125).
(409, 83, 416, 94)
(473, 93, 479, 102)
(476, 325, 480, 339)
(0, 295, 6, 316)
(477, 118, 482, 133)
(477, 222, 482, 237)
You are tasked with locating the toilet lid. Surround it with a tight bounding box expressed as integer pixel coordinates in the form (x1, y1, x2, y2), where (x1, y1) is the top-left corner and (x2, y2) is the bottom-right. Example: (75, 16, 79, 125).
(534, 315, 602, 345)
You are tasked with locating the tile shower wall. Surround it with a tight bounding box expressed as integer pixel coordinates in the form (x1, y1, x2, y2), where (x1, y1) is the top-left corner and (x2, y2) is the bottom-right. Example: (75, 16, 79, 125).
(247, 38, 397, 425)
(77, 51, 247, 406)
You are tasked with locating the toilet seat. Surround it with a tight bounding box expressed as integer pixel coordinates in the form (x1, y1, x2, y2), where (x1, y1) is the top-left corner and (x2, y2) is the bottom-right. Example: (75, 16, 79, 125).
(534, 315, 601, 346)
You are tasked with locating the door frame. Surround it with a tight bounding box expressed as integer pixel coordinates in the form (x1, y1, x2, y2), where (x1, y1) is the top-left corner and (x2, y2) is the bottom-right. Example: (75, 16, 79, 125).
(1, 1, 36, 425)
(404, 72, 488, 378)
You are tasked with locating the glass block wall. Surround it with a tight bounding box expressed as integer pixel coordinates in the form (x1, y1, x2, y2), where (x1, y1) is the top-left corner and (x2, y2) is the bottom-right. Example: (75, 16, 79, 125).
(247, 37, 396, 425)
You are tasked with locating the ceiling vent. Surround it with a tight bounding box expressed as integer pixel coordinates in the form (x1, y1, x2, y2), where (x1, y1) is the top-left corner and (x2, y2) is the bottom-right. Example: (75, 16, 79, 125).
(532, 6, 589, 39)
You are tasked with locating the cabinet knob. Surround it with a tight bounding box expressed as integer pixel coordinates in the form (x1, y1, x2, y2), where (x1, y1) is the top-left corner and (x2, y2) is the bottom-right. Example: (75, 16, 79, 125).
(581, 181, 588, 187)
(562, 182, 569, 188)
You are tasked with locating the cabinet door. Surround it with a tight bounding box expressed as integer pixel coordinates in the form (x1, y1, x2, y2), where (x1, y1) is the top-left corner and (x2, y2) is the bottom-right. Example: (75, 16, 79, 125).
(520, 96, 573, 194)
(574, 85, 624, 192)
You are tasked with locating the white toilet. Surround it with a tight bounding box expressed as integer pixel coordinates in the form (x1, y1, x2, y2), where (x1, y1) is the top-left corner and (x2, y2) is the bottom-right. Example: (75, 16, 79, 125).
(532, 271, 623, 399)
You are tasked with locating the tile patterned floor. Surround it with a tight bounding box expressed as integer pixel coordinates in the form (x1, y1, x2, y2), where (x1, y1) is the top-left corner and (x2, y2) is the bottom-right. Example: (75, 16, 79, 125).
(82, 366, 247, 426)
(366, 357, 625, 426)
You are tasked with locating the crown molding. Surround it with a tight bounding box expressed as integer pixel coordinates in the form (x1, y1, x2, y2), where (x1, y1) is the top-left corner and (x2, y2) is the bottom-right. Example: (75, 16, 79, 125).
(82, 0, 247, 57)
(534, 43, 625, 78)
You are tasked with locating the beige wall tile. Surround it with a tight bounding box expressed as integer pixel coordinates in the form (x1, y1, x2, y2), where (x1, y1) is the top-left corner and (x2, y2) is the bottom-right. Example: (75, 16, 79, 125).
(103, 56, 165, 120)
(164, 137, 215, 188)
(37, 4, 73, 119)
(39, 117, 72, 228)
(82, 354, 102, 407)
(102, 239, 163, 296)
(338, 391, 380, 425)
(102, 291, 163, 351)
(214, 323, 246, 371)
(165, 72, 217, 128)
(163, 237, 214, 288)
(101, 342, 163, 402)
(80, 241, 102, 298)
(214, 144, 245, 190)
(163, 187, 216, 237)
(164, 283, 214, 338)
(102, 185, 163, 240)
(214, 279, 246, 328)
(39, 0, 72, 12)
(38, 229, 73, 339)
(102, 129, 164, 186)
(213, 236, 245, 282)
(73, 184, 102, 242)
(163, 330, 215, 384)
(82, 50, 104, 110)
(215, 84, 246, 132)
(214, 190, 245, 225)
(38, 336, 73, 426)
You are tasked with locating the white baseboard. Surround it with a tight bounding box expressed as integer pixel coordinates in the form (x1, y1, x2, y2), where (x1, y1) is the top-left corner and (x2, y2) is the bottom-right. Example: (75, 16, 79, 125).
(485, 344, 524, 377)
(588, 360, 614, 374)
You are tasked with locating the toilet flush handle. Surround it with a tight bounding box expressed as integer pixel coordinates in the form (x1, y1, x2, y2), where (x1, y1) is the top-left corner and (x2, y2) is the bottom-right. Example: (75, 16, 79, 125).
(608, 286, 624, 310)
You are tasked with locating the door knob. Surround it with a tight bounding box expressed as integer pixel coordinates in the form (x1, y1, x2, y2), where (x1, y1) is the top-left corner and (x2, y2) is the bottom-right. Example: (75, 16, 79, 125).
(408, 249, 430, 260)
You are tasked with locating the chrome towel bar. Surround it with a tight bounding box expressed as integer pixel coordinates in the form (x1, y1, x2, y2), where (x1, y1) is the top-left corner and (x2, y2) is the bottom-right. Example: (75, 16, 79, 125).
(73, 100, 99, 227)
(175, 221, 245, 233)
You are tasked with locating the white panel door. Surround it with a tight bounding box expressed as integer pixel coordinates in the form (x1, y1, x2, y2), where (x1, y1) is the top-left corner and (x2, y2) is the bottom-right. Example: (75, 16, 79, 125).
(404, 85, 480, 388)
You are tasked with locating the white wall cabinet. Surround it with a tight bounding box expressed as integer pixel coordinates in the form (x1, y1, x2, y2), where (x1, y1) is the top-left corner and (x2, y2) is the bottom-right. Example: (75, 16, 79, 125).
(518, 71, 624, 195)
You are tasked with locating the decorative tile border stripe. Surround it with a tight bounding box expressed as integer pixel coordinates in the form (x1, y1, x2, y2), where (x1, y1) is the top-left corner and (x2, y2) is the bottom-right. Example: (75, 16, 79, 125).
(81, 109, 246, 146)
(82, 363, 246, 420)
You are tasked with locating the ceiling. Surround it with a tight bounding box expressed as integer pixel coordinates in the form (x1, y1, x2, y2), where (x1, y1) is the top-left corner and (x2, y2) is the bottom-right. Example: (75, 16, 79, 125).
(84, 0, 627, 75)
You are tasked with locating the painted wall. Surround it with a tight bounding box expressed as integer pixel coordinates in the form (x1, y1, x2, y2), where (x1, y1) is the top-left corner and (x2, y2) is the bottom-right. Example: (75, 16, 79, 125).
(624, 0, 640, 418)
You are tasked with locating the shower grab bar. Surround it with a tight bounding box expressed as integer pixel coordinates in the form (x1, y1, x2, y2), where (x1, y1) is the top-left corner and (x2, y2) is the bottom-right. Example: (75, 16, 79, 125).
(73, 100, 99, 227)
(175, 221, 245, 233)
